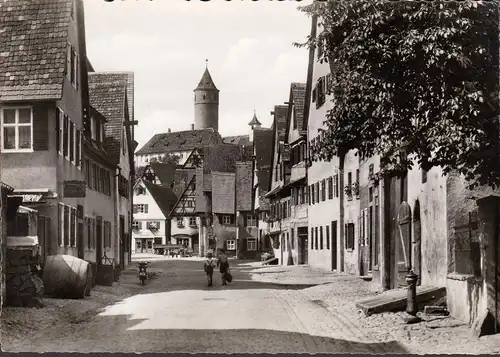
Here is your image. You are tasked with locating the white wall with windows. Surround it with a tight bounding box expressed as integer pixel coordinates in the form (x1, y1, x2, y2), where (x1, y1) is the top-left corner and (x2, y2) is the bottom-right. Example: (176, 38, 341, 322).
(132, 179, 168, 253)
(135, 150, 192, 167)
(171, 216, 199, 249)
(307, 23, 344, 272)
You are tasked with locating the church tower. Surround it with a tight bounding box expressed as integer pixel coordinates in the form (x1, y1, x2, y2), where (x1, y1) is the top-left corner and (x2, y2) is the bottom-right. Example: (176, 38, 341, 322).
(194, 61, 219, 132)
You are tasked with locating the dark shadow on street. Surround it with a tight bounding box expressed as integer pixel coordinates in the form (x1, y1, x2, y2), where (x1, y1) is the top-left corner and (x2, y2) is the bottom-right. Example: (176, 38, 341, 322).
(4, 310, 409, 354)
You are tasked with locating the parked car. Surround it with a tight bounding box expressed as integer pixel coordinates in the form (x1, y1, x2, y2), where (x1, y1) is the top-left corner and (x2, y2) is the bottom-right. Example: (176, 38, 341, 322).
(261, 250, 274, 261)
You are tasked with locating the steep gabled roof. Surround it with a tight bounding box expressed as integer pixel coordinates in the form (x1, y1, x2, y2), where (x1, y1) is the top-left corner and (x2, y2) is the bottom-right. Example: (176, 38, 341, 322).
(222, 135, 251, 147)
(253, 127, 273, 170)
(194, 68, 218, 91)
(135, 129, 221, 156)
(286, 82, 307, 137)
(150, 162, 177, 187)
(88, 72, 129, 164)
(274, 105, 288, 142)
(203, 143, 253, 174)
(142, 180, 178, 217)
(0, 0, 73, 101)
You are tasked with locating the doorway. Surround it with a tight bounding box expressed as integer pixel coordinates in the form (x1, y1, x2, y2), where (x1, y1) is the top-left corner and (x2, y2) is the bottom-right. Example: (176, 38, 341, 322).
(385, 174, 409, 289)
(120, 215, 125, 269)
(331, 221, 338, 270)
(298, 227, 308, 265)
(96, 216, 103, 263)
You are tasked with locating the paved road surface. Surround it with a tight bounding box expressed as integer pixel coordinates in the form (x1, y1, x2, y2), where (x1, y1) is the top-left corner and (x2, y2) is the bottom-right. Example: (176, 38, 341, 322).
(8, 260, 407, 353)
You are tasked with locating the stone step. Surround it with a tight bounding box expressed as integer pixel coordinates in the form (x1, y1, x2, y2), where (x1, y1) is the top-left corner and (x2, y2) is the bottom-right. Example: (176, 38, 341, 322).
(355, 285, 446, 316)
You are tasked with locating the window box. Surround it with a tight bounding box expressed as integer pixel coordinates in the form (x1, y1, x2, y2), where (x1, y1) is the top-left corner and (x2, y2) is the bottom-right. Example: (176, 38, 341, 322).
(352, 181, 360, 197)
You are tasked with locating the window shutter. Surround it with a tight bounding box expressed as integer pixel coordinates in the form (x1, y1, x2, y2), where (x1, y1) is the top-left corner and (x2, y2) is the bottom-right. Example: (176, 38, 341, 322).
(75, 53, 79, 89)
(33, 104, 49, 151)
(145, 205, 148, 214)
(312, 87, 317, 103)
(66, 43, 71, 79)
(56, 108, 60, 152)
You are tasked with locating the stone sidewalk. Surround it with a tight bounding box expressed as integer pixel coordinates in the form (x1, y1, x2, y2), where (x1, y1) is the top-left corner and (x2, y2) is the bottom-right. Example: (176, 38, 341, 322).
(246, 264, 500, 354)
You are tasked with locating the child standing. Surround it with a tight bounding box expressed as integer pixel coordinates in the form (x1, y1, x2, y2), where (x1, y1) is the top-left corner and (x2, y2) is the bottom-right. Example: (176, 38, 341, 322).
(204, 252, 216, 287)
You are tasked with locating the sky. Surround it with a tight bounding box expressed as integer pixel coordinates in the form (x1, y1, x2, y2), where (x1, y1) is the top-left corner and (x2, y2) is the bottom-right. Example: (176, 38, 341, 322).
(84, 0, 312, 150)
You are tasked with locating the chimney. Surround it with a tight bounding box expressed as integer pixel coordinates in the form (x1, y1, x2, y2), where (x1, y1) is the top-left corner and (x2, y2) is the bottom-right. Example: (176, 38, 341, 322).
(168, 128, 171, 133)
(191, 124, 194, 130)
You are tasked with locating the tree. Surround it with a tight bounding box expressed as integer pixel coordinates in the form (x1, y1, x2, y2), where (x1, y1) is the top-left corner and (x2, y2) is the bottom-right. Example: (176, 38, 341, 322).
(297, 0, 500, 187)
(150, 154, 181, 165)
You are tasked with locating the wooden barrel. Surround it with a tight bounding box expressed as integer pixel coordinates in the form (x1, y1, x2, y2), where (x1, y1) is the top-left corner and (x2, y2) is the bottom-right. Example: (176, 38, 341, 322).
(42, 255, 89, 299)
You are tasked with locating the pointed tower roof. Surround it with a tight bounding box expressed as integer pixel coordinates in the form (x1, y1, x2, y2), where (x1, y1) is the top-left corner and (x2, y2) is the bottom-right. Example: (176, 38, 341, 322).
(194, 61, 219, 91)
(248, 110, 262, 126)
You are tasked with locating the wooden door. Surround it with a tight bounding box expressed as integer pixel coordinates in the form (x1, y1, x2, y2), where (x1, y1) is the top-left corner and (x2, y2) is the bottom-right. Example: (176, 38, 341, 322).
(413, 200, 422, 285)
(96, 217, 103, 263)
(120, 215, 125, 269)
(396, 202, 412, 287)
(331, 221, 337, 270)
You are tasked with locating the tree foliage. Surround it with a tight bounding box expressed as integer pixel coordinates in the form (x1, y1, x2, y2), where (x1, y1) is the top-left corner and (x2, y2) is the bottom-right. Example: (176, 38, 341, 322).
(150, 154, 181, 165)
(297, 0, 500, 186)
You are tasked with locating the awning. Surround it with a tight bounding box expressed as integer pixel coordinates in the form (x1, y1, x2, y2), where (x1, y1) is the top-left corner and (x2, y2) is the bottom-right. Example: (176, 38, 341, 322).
(9, 188, 57, 204)
(264, 185, 282, 198)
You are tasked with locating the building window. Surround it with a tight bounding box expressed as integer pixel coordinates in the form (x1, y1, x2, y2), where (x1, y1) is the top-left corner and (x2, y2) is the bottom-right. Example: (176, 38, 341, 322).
(326, 224, 330, 250)
(132, 221, 141, 230)
(321, 179, 326, 201)
(63, 205, 70, 246)
(58, 203, 64, 246)
(422, 168, 428, 184)
(311, 227, 314, 250)
(133, 204, 148, 214)
(247, 238, 257, 251)
(177, 217, 185, 228)
(222, 215, 232, 225)
(189, 217, 197, 227)
(1, 107, 33, 152)
(315, 182, 320, 203)
(328, 177, 333, 199)
(91, 117, 97, 141)
(226, 240, 236, 250)
(67, 43, 78, 88)
(56, 108, 63, 154)
(346, 223, 355, 250)
(320, 226, 324, 249)
(70, 207, 76, 247)
(75, 128, 81, 168)
(314, 227, 318, 249)
(246, 214, 257, 227)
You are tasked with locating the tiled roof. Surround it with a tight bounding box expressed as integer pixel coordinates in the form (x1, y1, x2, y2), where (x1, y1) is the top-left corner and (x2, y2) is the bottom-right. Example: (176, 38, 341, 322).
(290, 82, 307, 132)
(194, 68, 218, 91)
(253, 128, 273, 170)
(222, 135, 251, 146)
(150, 162, 176, 187)
(136, 129, 221, 156)
(274, 105, 288, 141)
(0, 0, 72, 101)
(172, 168, 196, 197)
(143, 180, 177, 217)
(88, 72, 128, 164)
(203, 143, 252, 174)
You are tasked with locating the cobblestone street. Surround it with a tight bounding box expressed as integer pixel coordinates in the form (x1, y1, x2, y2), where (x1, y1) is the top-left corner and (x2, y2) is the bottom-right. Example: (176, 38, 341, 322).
(2, 259, 500, 353)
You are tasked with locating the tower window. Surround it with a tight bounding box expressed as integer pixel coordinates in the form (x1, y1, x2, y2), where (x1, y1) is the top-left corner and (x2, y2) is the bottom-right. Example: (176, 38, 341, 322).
(203, 94, 206, 100)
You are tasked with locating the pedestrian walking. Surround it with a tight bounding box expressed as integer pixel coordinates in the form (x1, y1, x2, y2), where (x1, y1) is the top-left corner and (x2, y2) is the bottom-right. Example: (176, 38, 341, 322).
(204, 252, 216, 287)
(217, 248, 230, 286)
